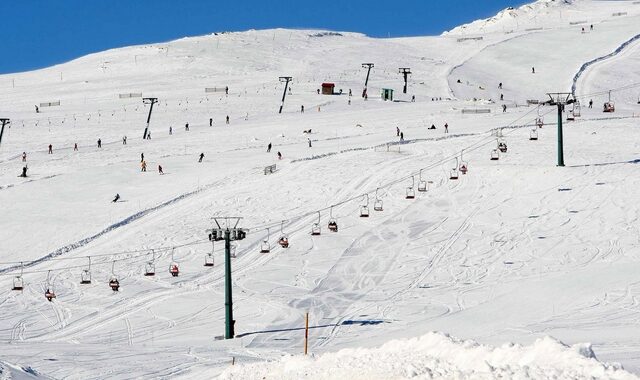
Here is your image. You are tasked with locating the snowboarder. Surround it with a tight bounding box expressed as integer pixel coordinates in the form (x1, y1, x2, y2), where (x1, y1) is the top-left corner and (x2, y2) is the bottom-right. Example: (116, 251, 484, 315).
(396, 126, 400, 137)
(199, 153, 205, 163)
(444, 123, 449, 133)
(308, 138, 312, 148)
(185, 123, 189, 131)
(532, 67, 535, 74)
(500, 94, 504, 101)
(277, 151, 282, 160)
(123, 136, 127, 145)
(19, 165, 27, 178)
(74, 143, 78, 151)
(169, 126, 173, 135)
(301, 105, 305, 113)
(411, 95, 416, 102)
(141, 160, 147, 172)
(226, 115, 230, 124)
(112, 194, 120, 203)
(498, 82, 503, 89)
(35, 105, 39, 113)
(429, 124, 436, 130)
(400, 132, 404, 142)
(146, 131, 151, 140)
(97, 139, 102, 148)
(48, 144, 53, 154)
(225, 86, 229, 95)
(209, 118, 213, 127)
(348, 89, 352, 97)
(267, 143, 272, 153)
(590, 24, 594, 31)
(589, 99, 593, 108)
(22, 152, 27, 162)
(158, 165, 164, 175)
(502, 104, 507, 113)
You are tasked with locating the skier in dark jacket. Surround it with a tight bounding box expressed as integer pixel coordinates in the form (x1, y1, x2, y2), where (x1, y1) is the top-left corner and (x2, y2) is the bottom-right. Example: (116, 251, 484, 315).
(267, 143, 272, 153)
(112, 193, 120, 203)
(199, 153, 205, 162)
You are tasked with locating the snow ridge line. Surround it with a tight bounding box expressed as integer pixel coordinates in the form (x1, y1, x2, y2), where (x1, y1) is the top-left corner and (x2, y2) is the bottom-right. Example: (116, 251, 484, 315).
(572, 33, 640, 95)
(0, 181, 218, 275)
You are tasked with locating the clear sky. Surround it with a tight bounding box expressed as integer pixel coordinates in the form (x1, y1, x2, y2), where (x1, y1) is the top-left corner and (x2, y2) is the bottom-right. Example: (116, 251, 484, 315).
(1, 0, 526, 74)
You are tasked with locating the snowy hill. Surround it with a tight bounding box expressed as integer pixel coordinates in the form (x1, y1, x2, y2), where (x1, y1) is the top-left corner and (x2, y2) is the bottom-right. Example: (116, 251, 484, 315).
(1, 0, 640, 378)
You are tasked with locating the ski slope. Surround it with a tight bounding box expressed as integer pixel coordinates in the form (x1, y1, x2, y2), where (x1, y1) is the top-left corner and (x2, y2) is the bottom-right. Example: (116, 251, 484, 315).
(1, 0, 640, 378)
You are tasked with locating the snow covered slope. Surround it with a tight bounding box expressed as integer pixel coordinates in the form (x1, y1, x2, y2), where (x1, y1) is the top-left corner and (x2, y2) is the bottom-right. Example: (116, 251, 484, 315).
(1, 0, 640, 378)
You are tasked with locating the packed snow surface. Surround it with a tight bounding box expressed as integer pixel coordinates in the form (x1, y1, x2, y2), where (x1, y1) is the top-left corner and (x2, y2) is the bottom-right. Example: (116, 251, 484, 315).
(1, 0, 640, 378)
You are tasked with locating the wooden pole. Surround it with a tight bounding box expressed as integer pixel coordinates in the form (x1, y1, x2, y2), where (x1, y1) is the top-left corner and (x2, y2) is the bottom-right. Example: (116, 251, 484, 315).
(304, 312, 309, 355)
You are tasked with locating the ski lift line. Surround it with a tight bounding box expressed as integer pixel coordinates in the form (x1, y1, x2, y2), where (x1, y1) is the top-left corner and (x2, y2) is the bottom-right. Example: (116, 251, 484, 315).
(0, 239, 208, 269)
(573, 82, 640, 101)
(245, 105, 553, 233)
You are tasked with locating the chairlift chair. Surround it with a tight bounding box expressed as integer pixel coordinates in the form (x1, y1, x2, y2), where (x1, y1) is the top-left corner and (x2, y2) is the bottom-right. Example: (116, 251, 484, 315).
(260, 228, 271, 253)
(12, 262, 24, 291)
(490, 149, 500, 160)
(169, 262, 180, 277)
(603, 102, 615, 113)
(450, 159, 459, 180)
(417, 170, 428, 192)
(80, 257, 92, 284)
(573, 100, 581, 117)
(312, 211, 322, 235)
(536, 117, 544, 128)
(230, 243, 238, 258)
(109, 276, 120, 292)
(327, 209, 338, 232)
(360, 195, 370, 217)
(374, 188, 384, 211)
(144, 261, 156, 276)
(498, 141, 508, 153)
(278, 221, 290, 248)
(204, 253, 215, 267)
(406, 177, 416, 199)
(45, 288, 56, 301)
(529, 128, 538, 141)
(459, 152, 469, 175)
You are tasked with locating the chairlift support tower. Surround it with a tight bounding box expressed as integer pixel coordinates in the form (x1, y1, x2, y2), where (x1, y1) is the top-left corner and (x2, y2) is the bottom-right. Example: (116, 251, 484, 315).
(207, 217, 248, 339)
(0, 118, 10, 147)
(545, 92, 574, 167)
(278, 76, 292, 114)
(399, 68, 411, 94)
(361, 63, 374, 98)
(142, 98, 158, 140)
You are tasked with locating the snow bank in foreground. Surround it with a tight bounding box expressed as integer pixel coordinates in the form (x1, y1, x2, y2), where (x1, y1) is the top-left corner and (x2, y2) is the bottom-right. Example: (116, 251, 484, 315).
(0, 361, 45, 379)
(218, 332, 636, 380)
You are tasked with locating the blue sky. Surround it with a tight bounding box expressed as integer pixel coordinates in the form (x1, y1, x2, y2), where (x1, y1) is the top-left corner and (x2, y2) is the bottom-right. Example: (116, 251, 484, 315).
(1, 0, 526, 74)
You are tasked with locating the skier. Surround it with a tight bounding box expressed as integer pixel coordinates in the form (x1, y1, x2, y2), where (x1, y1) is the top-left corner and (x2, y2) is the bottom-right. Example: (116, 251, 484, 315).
(74, 143, 78, 151)
(97, 139, 102, 148)
(226, 115, 230, 124)
(185, 123, 189, 131)
(277, 151, 282, 160)
(301, 105, 305, 113)
(141, 153, 144, 162)
(411, 95, 416, 102)
(112, 193, 120, 203)
(396, 126, 400, 137)
(19, 165, 28, 178)
(308, 138, 312, 148)
(267, 143, 272, 153)
(48, 144, 53, 154)
(502, 104, 507, 113)
(199, 153, 205, 163)
(22, 152, 26, 162)
(590, 24, 594, 31)
(589, 99, 593, 108)
(444, 123, 449, 133)
(500, 94, 504, 101)
(158, 165, 164, 175)
(400, 132, 404, 142)
(209, 118, 213, 127)
(225, 86, 229, 95)
(348, 89, 352, 97)
(348, 99, 351, 105)
(122, 136, 127, 145)
(498, 82, 503, 89)
(35, 105, 39, 113)
(146, 131, 151, 140)
(141, 160, 147, 172)
(581, 27, 585, 33)
(532, 67, 535, 74)
(169, 126, 173, 135)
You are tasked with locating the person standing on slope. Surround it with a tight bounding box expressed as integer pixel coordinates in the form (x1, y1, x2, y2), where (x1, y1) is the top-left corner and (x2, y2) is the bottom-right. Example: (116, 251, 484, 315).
(199, 153, 205, 163)
(444, 123, 449, 133)
(267, 143, 272, 153)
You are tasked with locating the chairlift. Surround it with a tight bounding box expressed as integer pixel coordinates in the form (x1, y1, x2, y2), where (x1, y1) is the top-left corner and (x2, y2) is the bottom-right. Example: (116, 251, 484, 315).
(490, 149, 500, 160)
(328, 209, 338, 233)
(260, 228, 271, 253)
(450, 158, 459, 180)
(144, 250, 156, 276)
(497, 139, 508, 153)
(80, 257, 92, 284)
(45, 270, 56, 301)
(278, 220, 289, 248)
(529, 128, 538, 141)
(360, 194, 370, 217)
(603, 91, 615, 113)
(459, 150, 469, 175)
(230, 242, 238, 258)
(572, 100, 581, 117)
(204, 241, 215, 266)
(12, 262, 24, 291)
(109, 261, 120, 291)
(374, 188, 384, 211)
(406, 176, 416, 199)
(312, 211, 322, 235)
(169, 248, 179, 277)
(418, 170, 428, 192)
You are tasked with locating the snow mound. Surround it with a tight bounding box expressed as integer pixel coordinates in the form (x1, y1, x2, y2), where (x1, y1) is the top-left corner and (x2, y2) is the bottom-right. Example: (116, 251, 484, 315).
(218, 332, 635, 380)
(0, 361, 46, 379)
